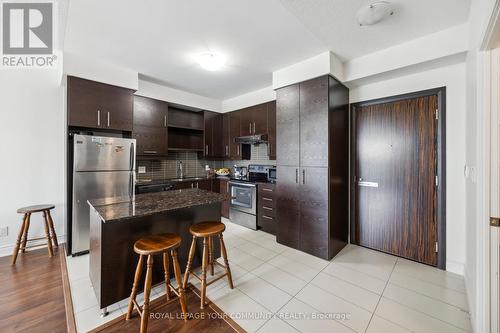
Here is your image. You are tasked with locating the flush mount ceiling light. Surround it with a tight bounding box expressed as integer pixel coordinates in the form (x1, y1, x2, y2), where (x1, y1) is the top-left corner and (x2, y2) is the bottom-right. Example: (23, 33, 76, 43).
(196, 52, 226, 71)
(356, 1, 394, 26)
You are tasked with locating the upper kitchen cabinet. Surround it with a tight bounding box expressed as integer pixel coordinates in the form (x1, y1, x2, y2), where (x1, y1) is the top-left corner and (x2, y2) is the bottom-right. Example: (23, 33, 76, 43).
(229, 111, 242, 159)
(67, 76, 134, 131)
(168, 108, 204, 151)
(240, 103, 268, 136)
(132, 96, 168, 157)
(204, 111, 224, 158)
(222, 113, 231, 158)
(267, 101, 276, 160)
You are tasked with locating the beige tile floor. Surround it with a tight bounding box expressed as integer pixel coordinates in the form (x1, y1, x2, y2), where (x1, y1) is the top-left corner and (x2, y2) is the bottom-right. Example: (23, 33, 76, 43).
(66, 218, 471, 333)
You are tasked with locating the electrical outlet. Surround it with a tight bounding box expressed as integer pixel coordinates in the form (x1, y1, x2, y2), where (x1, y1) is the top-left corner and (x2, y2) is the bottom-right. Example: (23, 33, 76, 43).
(0, 226, 8, 237)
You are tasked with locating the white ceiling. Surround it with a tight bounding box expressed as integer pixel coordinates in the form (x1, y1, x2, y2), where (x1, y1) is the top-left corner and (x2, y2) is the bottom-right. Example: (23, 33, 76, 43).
(64, 0, 471, 99)
(280, 0, 471, 61)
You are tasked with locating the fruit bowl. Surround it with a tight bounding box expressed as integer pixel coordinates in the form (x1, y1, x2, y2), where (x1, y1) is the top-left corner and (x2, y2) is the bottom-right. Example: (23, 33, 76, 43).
(215, 168, 230, 176)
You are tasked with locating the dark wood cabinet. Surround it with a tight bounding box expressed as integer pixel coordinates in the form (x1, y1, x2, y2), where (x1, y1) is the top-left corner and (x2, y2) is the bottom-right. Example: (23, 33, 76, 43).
(258, 183, 276, 235)
(133, 96, 168, 157)
(267, 101, 276, 160)
(67, 76, 134, 131)
(239, 103, 268, 136)
(222, 114, 231, 158)
(204, 111, 224, 158)
(275, 75, 349, 260)
(276, 84, 300, 166)
(229, 111, 242, 159)
(219, 178, 230, 218)
(276, 166, 300, 248)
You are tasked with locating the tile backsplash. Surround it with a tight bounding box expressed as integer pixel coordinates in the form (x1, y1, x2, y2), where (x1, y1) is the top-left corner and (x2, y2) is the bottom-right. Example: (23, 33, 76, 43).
(136, 144, 275, 183)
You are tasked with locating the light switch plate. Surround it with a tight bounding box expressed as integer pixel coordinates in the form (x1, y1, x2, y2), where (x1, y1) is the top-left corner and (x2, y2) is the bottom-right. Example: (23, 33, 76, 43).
(0, 226, 8, 237)
(138, 166, 146, 174)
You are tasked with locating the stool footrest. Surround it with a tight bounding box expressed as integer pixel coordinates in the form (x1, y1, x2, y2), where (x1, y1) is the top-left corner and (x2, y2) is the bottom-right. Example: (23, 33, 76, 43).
(188, 270, 229, 287)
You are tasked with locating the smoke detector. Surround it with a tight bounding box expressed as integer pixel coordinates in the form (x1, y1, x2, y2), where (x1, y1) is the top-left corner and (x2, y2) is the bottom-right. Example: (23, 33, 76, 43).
(356, 1, 394, 26)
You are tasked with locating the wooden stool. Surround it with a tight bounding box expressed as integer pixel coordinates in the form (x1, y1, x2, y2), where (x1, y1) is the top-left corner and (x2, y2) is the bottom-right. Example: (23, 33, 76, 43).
(182, 221, 234, 309)
(126, 233, 188, 333)
(12, 204, 58, 265)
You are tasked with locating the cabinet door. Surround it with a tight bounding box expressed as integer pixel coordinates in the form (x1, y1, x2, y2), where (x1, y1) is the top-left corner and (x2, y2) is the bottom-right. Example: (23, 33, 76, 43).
(212, 114, 224, 158)
(299, 76, 329, 167)
(222, 114, 230, 158)
(67, 76, 102, 128)
(197, 179, 212, 191)
(267, 101, 276, 160)
(299, 167, 329, 259)
(276, 166, 300, 248)
(204, 111, 216, 157)
(240, 107, 253, 136)
(229, 111, 241, 159)
(219, 179, 230, 218)
(252, 103, 268, 135)
(276, 84, 300, 166)
(133, 96, 168, 128)
(100, 83, 134, 131)
(133, 125, 168, 156)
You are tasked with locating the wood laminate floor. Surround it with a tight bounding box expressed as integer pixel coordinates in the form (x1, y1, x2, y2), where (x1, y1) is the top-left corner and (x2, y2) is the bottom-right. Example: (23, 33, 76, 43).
(0, 247, 68, 332)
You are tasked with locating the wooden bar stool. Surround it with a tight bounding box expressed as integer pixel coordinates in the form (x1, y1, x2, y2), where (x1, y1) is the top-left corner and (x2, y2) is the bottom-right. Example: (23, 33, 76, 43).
(182, 221, 234, 309)
(12, 204, 58, 265)
(126, 233, 188, 333)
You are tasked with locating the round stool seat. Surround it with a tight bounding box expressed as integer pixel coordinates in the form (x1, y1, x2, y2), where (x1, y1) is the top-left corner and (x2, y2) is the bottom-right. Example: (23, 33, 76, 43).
(17, 204, 55, 214)
(133, 233, 181, 256)
(189, 221, 225, 237)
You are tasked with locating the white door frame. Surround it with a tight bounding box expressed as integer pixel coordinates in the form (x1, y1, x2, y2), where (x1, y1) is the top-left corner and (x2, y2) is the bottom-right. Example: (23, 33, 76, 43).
(480, 3, 500, 331)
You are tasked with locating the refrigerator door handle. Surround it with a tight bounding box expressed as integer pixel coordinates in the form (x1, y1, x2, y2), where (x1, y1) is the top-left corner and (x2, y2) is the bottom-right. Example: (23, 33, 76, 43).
(129, 142, 135, 171)
(129, 172, 134, 198)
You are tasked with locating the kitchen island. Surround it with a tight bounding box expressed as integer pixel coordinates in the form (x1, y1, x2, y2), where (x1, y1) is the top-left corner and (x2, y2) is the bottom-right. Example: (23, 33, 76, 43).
(88, 188, 226, 312)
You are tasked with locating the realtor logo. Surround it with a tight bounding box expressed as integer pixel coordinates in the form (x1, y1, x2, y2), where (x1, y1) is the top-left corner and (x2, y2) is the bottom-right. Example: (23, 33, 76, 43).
(2, 1, 56, 67)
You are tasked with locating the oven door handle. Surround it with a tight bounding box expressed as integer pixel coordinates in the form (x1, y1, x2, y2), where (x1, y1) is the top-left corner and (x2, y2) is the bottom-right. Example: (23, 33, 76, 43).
(228, 181, 256, 188)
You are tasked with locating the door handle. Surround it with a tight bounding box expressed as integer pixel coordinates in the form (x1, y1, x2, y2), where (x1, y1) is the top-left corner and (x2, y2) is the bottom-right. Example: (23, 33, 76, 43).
(129, 142, 134, 171)
(358, 181, 379, 188)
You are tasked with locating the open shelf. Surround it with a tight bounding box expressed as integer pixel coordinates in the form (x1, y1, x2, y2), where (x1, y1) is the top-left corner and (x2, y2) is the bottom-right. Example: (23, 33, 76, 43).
(167, 124, 204, 131)
(168, 107, 204, 130)
(168, 126, 204, 151)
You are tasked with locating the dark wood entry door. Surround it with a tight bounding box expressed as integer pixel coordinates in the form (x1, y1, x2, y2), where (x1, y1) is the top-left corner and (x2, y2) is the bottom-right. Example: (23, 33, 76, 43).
(354, 94, 439, 266)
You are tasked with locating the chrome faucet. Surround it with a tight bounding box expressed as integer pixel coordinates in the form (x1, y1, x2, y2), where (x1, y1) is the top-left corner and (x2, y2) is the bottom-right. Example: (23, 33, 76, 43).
(178, 161, 184, 179)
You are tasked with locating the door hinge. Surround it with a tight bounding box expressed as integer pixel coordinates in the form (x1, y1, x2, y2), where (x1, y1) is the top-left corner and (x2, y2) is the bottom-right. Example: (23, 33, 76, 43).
(491, 217, 500, 227)
(435, 109, 439, 120)
(435, 242, 438, 253)
(435, 176, 438, 186)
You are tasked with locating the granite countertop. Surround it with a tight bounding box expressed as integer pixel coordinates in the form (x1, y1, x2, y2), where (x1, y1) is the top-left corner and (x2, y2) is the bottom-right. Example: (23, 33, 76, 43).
(136, 176, 229, 186)
(88, 188, 227, 223)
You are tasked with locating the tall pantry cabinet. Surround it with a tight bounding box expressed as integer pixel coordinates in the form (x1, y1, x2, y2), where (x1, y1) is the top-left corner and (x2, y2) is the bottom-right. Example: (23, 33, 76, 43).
(275, 75, 349, 260)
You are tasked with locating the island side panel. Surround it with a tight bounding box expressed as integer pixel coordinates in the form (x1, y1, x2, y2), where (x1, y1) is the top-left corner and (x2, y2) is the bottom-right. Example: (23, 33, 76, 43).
(89, 206, 102, 305)
(99, 202, 222, 308)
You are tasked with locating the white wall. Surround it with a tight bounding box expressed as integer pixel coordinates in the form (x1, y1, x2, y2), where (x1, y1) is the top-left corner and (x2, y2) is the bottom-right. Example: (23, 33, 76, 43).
(0, 69, 65, 257)
(350, 62, 467, 275)
(222, 86, 276, 112)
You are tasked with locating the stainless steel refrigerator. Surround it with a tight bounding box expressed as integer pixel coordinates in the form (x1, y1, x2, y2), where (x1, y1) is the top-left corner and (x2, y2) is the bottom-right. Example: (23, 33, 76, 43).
(71, 134, 136, 255)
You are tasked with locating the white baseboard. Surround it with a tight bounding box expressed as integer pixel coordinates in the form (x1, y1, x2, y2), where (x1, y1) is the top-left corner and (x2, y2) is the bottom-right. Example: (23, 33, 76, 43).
(446, 260, 465, 275)
(0, 233, 66, 258)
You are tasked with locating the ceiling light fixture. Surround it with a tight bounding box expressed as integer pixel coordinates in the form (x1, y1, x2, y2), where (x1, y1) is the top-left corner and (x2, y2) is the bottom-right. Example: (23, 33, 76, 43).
(196, 52, 226, 71)
(356, 1, 394, 26)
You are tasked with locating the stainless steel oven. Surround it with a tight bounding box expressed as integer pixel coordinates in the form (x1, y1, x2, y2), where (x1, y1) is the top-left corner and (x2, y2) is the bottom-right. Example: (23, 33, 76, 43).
(229, 181, 257, 229)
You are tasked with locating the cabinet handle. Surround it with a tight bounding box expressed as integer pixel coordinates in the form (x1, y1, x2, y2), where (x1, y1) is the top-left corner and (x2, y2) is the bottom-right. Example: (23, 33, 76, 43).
(262, 215, 274, 220)
(196, 182, 199, 188)
(107, 112, 110, 127)
(253, 122, 256, 134)
(263, 206, 273, 211)
(302, 169, 305, 184)
(295, 169, 298, 183)
(164, 115, 167, 127)
(143, 150, 157, 154)
(205, 145, 209, 155)
(237, 145, 240, 156)
(262, 188, 273, 192)
(191, 183, 194, 189)
(262, 197, 273, 202)
(97, 110, 101, 126)
(249, 123, 252, 134)
(225, 145, 229, 156)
